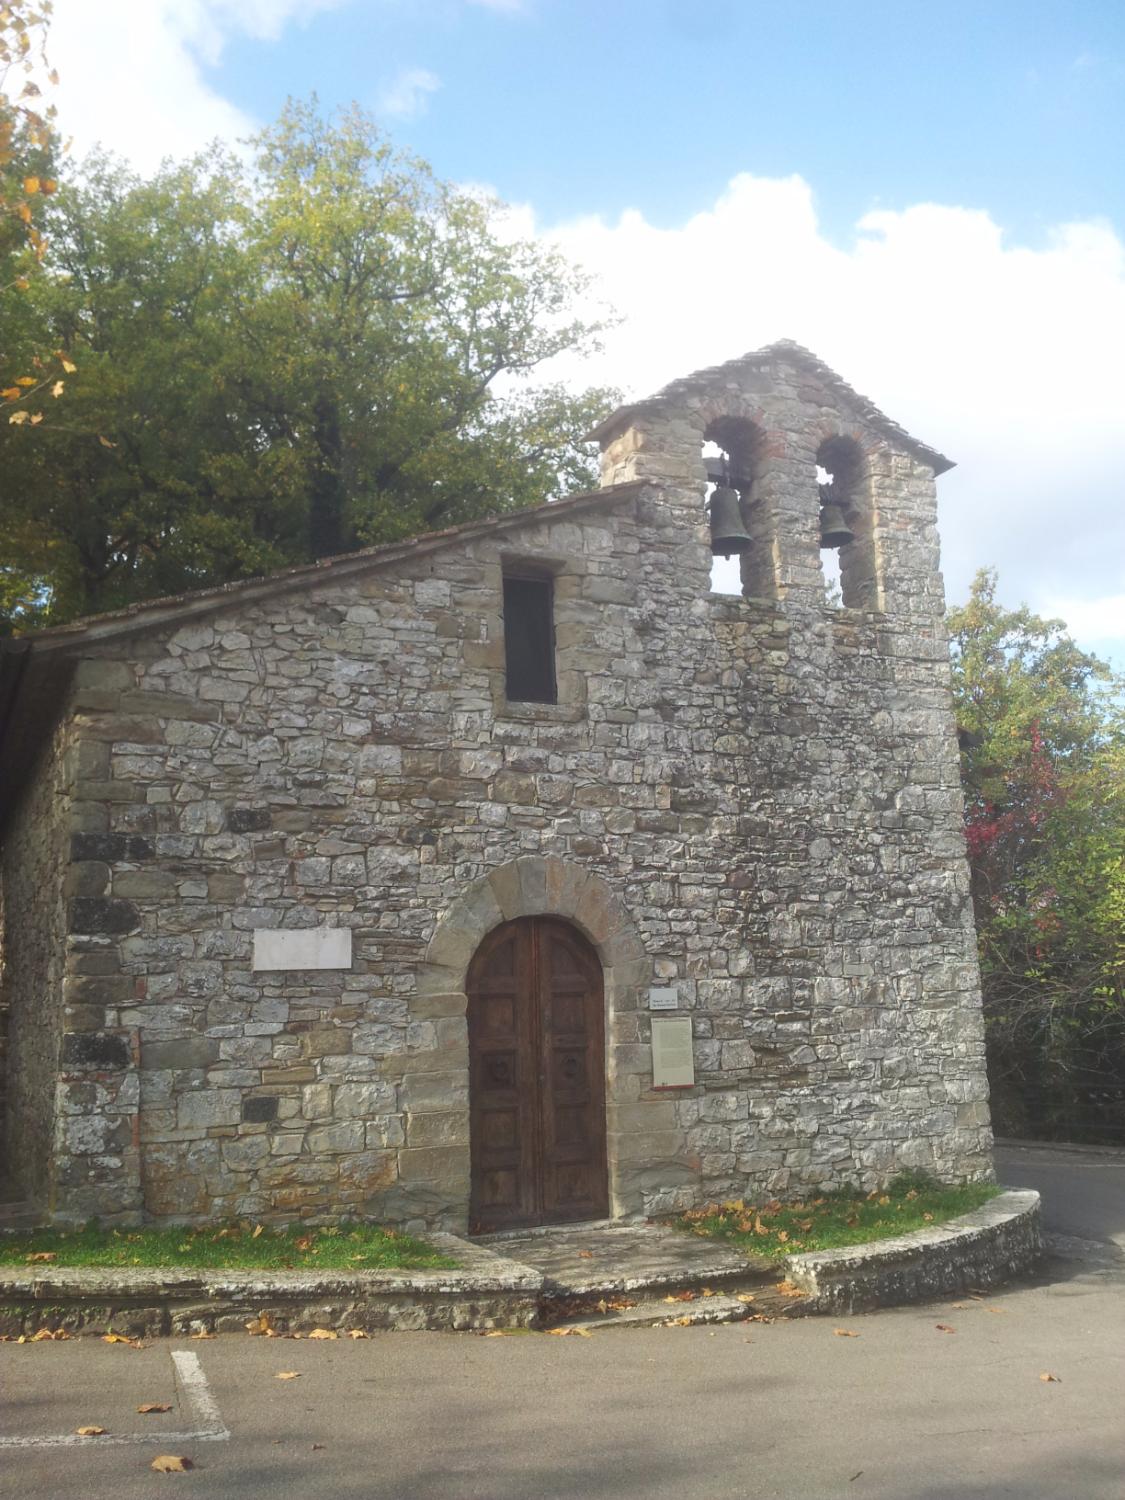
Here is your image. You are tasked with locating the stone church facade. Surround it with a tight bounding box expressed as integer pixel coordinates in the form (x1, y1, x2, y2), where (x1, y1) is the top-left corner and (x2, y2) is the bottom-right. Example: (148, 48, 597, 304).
(0, 343, 993, 1231)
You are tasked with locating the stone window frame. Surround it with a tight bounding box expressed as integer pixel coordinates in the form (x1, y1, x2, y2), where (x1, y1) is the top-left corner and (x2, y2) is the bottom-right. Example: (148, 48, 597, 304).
(490, 553, 586, 724)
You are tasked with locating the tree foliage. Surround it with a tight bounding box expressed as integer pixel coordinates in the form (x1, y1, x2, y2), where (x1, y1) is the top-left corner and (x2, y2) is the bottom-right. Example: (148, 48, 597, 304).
(0, 99, 617, 627)
(949, 569, 1125, 1138)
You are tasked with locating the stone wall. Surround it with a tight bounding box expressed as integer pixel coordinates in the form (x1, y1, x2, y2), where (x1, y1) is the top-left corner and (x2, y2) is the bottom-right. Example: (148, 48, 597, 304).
(0, 715, 73, 1201)
(3, 350, 994, 1228)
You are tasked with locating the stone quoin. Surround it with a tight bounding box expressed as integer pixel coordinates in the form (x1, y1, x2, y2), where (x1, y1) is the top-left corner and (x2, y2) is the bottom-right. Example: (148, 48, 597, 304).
(0, 342, 993, 1232)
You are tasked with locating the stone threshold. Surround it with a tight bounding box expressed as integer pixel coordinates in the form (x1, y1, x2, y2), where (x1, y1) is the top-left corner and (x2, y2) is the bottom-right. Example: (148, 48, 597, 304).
(0, 1192, 1042, 1337)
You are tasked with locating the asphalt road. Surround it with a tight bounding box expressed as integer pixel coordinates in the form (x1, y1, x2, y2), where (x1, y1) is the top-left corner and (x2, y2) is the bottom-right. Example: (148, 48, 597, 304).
(3, 1142, 1124, 1500)
(994, 1139, 1125, 1249)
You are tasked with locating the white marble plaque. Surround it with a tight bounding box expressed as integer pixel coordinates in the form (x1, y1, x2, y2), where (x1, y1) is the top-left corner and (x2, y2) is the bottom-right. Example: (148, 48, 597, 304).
(651, 1016, 695, 1088)
(252, 927, 352, 972)
(648, 986, 679, 1010)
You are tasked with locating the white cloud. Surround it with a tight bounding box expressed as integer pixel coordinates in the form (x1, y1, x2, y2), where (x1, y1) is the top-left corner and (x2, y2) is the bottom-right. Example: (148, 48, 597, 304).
(528, 174, 1125, 657)
(377, 66, 441, 120)
(47, 0, 343, 172)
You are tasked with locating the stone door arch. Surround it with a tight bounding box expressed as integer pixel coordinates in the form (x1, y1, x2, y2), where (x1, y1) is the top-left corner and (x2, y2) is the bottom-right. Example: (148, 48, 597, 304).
(418, 857, 653, 1225)
(467, 916, 608, 1232)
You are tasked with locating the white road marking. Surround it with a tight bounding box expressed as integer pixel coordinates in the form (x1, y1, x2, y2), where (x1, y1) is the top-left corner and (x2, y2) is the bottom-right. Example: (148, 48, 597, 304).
(0, 1347, 230, 1449)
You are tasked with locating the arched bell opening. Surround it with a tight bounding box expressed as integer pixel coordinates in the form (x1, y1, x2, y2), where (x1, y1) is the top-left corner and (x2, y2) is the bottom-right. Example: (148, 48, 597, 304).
(815, 435, 874, 610)
(466, 916, 609, 1234)
(702, 416, 772, 599)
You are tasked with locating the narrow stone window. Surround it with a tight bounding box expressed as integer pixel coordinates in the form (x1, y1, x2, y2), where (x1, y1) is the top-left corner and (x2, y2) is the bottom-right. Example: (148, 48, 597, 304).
(816, 436, 873, 610)
(503, 572, 557, 704)
(703, 417, 771, 599)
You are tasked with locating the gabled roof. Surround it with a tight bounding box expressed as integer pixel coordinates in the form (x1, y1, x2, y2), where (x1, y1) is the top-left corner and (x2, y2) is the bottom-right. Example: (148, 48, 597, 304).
(3, 480, 648, 657)
(588, 340, 955, 476)
(0, 480, 649, 829)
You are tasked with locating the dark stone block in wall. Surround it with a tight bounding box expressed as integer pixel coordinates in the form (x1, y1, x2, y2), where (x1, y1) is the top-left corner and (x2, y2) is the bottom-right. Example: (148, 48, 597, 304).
(70, 833, 154, 862)
(142, 1037, 219, 1071)
(68, 897, 140, 935)
(61, 1032, 130, 1068)
(228, 807, 272, 833)
(242, 1095, 279, 1123)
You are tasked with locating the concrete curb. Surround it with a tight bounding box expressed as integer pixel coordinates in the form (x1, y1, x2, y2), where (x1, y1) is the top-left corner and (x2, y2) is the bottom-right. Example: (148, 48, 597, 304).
(783, 1189, 1042, 1315)
(0, 1192, 1043, 1335)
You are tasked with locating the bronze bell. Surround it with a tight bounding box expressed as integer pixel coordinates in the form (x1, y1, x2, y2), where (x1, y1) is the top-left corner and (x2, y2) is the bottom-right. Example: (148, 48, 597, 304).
(819, 501, 854, 549)
(709, 486, 752, 557)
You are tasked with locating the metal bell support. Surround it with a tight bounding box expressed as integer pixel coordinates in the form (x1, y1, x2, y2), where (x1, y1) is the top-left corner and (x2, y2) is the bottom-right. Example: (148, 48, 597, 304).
(819, 501, 854, 549)
(708, 486, 752, 558)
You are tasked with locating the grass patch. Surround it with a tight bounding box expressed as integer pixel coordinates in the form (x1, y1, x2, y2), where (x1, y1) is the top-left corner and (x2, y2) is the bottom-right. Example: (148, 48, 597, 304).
(677, 1173, 1000, 1259)
(0, 1220, 458, 1272)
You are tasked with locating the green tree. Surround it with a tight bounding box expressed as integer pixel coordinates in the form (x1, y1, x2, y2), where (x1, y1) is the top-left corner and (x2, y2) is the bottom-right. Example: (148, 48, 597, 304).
(0, 100, 617, 627)
(949, 569, 1125, 1138)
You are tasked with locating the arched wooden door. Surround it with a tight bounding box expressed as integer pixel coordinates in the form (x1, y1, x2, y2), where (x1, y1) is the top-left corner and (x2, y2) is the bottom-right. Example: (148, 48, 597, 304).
(467, 917, 608, 1233)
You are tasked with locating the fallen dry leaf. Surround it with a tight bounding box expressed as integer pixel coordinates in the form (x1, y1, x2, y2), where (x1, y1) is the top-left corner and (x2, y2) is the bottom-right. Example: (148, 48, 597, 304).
(663, 1290, 697, 1303)
(985, 1306, 1009, 1316)
(922, 1212, 934, 1222)
(245, 1313, 272, 1336)
(775, 1281, 807, 1299)
(102, 1332, 143, 1348)
(347, 1329, 368, 1339)
(252, 1224, 264, 1239)
(189, 1331, 215, 1340)
(150, 1455, 193, 1473)
(701, 1288, 716, 1298)
(1039, 1371, 1062, 1383)
(137, 1403, 172, 1414)
(30, 1327, 71, 1341)
(482, 1330, 510, 1337)
(665, 1315, 694, 1327)
(307, 1328, 338, 1340)
(76, 1426, 106, 1436)
(833, 1329, 860, 1338)
(546, 1327, 593, 1337)
(294, 1236, 315, 1252)
(735, 1293, 756, 1304)
(275, 1371, 301, 1380)
(577, 1249, 594, 1259)
(25, 1251, 56, 1263)
(935, 1324, 957, 1334)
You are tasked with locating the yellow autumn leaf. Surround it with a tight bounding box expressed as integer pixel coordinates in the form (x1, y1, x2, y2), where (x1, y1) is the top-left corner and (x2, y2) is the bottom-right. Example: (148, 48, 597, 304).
(9, 411, 29, 424)
(15, 376, 36, 386)
(151, 1455, 193, 1472)
(75, 1425, 106, 1436)
(51, 380, 63, 396)
(23, 175, 39, 193)
(29, 411, 42, 424)
(98, 435, 116, 448)
(307, 1328, 337, 1340)
(2, 387, 23, 399)
(61, 358, 76, 373)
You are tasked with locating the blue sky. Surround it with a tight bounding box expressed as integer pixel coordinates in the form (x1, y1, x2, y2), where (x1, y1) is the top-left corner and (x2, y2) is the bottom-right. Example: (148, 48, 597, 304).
(47, 0, 1125, 664)
(213, 0, 1125, 247)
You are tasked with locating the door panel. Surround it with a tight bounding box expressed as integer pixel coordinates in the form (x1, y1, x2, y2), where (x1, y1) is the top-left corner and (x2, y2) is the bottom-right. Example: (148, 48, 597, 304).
(468, 917, 608, 1232)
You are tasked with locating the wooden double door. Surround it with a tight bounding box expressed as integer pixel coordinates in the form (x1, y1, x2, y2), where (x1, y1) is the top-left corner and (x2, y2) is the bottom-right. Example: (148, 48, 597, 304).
(468, 917, 609, 1233)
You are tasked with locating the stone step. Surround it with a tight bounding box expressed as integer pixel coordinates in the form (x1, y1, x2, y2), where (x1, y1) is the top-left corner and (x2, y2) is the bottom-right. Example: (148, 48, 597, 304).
(543, 1285, 810, 1332)
(537, 1256, 775, 1302)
